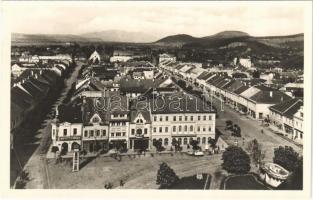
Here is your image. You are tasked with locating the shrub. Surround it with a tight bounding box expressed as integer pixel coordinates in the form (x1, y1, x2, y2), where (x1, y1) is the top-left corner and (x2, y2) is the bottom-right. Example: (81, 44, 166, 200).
(156, 162, 179, 189)
(222, 146, 251, 174)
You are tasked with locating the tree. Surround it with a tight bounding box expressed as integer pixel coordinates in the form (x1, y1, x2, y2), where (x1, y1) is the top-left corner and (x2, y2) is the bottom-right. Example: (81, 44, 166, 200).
(222, 146, 251, 174)
(153, 140, 164, 152)
(247, 139, 266, 167)
(273, 146, 300, 172)
(277, 156, 303, 190)
(190, 140, 200, 150)
(232, 125, 241, 137)
(156, 162, 179, 189)
(225, 120, 233, 130)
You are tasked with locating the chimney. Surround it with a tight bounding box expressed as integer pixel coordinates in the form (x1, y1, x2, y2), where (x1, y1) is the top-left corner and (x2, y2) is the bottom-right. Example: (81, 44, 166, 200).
(270, 91, 273, 98)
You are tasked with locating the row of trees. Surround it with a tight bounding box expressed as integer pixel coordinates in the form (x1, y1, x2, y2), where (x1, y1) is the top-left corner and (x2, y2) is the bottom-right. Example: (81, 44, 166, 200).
(152, 139, 202, 152)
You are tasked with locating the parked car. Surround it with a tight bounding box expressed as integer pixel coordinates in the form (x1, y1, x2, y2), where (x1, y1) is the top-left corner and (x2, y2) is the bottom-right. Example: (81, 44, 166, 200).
(194, 151, 204, 156)
(108, 149, 117, 155)
(187, 151, 194, 156)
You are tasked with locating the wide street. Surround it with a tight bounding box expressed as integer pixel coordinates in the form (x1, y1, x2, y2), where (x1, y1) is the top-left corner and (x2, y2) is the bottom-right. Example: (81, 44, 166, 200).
(12, 61, 85, 189)
(161, 67, 302, 162)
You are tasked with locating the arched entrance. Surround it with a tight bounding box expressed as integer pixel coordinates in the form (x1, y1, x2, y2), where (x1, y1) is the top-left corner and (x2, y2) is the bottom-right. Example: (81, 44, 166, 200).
(71, 142, 80, 151)
(61, 142, 68, 155)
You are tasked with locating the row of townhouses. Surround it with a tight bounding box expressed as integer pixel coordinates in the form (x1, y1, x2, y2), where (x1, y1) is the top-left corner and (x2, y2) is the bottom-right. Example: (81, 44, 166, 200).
(51, 92, 216, 154)
(159, 57, 303, 144)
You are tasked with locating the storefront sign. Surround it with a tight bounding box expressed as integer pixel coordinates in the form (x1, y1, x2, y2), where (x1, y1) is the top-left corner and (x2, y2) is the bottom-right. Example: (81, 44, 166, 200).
(58, 136, 81, 141)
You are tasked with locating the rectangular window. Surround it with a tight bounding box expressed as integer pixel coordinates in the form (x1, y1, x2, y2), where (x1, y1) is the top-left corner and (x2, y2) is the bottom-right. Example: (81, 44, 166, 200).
(165, 116, 168, 121)
(122, 132, 126, 137)
(84, 130, 88, 137)
(154, 116, 157, 121)
(185, 116, 188, 121)
(159, 127, 162, 133)
(173, 126, 176, 132)
(96, 130, 100, 137)
(144, 128, 148, 134)
(203, 127, 206, 132)
(153, 127, 156, 133)
(209, 115, 212, 120)
(179, 116, 182, 121)
(203, 116, 206, 121)
(198, 116, 201, 120)
(73, 128, 77, 135)
(165, 127, 168, 132)
(160, 116, 163, 121)
(300, 112, 303, 118)
(116, 132, 121, 137)
(209, 127, 212, 132)
(102, 130, 106, 136)
(197, 127, 200, 132)
(191, 116, 193, 121)
(131, 129, 135, 135)
(63, 129, 67, 136)
(90, 130, 94, 137)
(111, 133, 114, 137)
(173, 116, 176, 121)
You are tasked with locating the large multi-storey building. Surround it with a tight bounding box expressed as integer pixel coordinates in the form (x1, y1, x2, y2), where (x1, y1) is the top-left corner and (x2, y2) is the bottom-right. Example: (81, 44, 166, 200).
(149, 93, 215, 150)
(50, 92, 216, 154)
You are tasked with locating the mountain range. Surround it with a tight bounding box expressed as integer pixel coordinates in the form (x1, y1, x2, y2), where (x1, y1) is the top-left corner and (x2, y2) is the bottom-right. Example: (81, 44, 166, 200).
(12, 30, 303, 52)
(153, 31, 304, 50)
(12, 30, 158, 45)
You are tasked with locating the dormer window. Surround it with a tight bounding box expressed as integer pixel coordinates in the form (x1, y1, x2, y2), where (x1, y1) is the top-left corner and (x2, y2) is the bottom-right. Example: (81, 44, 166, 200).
(92, 116, 100, 123)
(136, 119, 143, 124)
(91, 113, 101, 123)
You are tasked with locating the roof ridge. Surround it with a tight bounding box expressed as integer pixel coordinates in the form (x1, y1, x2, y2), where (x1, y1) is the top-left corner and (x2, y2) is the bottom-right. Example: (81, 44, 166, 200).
(282, 99, 302, 114)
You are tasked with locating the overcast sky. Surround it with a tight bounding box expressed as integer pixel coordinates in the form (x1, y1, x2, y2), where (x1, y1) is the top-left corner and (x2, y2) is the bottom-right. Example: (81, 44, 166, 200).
(4, 1, 305, 38)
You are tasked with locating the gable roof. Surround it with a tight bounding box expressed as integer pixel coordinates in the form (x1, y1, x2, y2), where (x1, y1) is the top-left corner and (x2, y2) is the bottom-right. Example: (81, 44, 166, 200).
(249, 90, 292, 104)
(58, 103, 83, 123)
(270, 98, 303, 118)
(149, 92, 215, 114)
(233, 85, 250, 95)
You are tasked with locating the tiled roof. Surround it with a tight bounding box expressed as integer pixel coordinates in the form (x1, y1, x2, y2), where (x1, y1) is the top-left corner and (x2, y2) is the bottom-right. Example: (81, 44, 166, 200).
(224, 80, 244, 92)
(11, 86, 33, 110)
(197, 71, 209, 80)
(82, 97, 109, 124)
(21, 80, 44, 101)
(269, 98, 303, 118)
(58, 103, 83, 123)
(11, 102, 24, 121)
(249, 90, 292, 104)
(149, 92, 215, 114)
(120, 79, 154, 93)
(233, 85, 250, 95)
